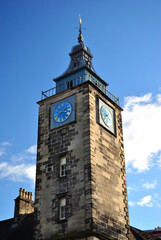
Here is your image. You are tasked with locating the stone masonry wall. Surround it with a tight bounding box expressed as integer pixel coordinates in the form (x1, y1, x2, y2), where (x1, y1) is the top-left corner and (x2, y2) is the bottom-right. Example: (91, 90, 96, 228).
(34, 84, 93, 240)
(88, 85, 129, 240)
(34, 81, 129, 240)
(14, 188, 34, 222)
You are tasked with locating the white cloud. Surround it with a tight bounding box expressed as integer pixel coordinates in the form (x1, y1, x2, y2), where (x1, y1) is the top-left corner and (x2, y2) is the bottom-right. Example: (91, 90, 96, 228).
(128, 196, 152, 208)
(24, 165, 36, 182)
(0, 162, 8, 168)
(0, 141, 11, 157)
(158, 160, 161, 168)
(129, 201, 135, 207)
(10, 145, 37, 162)
(126, 167, 133, 174)
(1, 142, 11, 146)
(127, 184, 139, 193)
(26, 145, 37, 154)
(0, 162, 36, 183)
(158, 154, 161, 168)
(0, 149, 5, 157)
(143, 180, 157, 189)
(128, 194, 161, 208)
(123, 93, 152, 111)
(137, 195, 153, 207)
(157, 94, 161, 103)
(128, 180, 157, 194)
(11, 154, 25, 162)
(123, 93, 161, 172)
(0, 143, 36, 184)
(153, 194, 161, 208)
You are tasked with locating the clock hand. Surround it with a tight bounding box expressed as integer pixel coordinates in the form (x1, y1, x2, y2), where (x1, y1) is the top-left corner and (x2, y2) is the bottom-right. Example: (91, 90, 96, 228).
(55, 107, 67, 119)
(104, 114, 111, 124)
(105, 114, 109, 119)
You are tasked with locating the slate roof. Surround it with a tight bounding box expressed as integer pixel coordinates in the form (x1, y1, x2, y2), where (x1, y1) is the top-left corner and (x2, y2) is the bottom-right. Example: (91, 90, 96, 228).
(0, 213, 158, 240)
(129, 226, 158, 240)
(0, 213, 34, 240)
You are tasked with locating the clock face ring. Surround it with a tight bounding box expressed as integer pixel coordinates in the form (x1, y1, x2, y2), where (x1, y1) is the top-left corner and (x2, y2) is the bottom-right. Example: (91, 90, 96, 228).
(54, 102, 72, 123)
(100, 105, 112, 127)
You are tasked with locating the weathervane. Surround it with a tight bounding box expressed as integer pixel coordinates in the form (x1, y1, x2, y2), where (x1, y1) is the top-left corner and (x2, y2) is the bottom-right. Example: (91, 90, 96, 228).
(77, 14, 85, 44)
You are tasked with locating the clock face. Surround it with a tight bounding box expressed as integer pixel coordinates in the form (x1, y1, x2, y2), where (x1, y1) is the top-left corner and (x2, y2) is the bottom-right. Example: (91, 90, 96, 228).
(54, 102, 72, 123)
(100, 105, 112, 127)
(99, 98, 116, 135)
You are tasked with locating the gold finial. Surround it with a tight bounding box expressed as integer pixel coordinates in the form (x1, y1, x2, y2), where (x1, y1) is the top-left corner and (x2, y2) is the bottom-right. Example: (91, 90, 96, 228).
(79, 14, 82, 25)
(78, 14, 84, 43)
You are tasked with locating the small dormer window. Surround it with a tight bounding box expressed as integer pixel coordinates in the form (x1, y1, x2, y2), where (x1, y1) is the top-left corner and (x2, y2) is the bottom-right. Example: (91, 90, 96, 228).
(73, 60, 79, 68)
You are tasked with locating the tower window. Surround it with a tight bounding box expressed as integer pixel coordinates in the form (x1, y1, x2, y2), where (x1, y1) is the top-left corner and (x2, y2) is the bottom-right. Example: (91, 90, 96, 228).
(67, 80, 73, 89)
(60, 156, 66, 177)
(59, 197, 66, 220)
(70, 80, 73, 87)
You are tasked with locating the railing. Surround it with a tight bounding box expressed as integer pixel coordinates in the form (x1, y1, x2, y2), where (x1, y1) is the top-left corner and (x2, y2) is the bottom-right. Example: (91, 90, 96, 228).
(41, 74, 119, 105)
(41, 84, 63, 99)
(106, 89, 120, 105)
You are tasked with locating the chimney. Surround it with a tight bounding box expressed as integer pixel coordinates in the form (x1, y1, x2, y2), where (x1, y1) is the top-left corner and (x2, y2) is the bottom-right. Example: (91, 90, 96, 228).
(14, 188, 34, 222)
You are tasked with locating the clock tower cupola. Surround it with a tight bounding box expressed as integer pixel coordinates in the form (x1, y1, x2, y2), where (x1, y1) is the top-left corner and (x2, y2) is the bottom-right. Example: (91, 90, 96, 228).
(54, 18, 108, 96)
(35, 17, 129, 240)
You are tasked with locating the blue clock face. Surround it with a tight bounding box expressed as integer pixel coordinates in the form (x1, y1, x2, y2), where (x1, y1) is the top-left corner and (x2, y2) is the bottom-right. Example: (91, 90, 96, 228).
(100, 105, 112, 127)
(54, 102, 72, 123)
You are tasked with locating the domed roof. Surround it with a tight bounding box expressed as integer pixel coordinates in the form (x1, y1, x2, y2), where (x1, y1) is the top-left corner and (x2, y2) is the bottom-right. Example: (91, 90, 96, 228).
(54, 41, 97, 82)
(53, 17, 107, 87)
(69, 43, 93, 58)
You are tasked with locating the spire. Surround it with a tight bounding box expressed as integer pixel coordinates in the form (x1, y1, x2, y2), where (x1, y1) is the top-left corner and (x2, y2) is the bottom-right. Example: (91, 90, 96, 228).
(78, 14, 84, 43)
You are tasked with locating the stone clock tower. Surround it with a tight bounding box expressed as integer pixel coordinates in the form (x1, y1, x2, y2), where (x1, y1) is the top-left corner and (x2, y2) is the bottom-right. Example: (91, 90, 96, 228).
(34, 20, 129, 240)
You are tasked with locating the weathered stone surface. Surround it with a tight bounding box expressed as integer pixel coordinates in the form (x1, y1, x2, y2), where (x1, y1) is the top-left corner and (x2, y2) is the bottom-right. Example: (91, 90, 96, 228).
(14, 188, 34, 223)
(34, 81, 129, 240)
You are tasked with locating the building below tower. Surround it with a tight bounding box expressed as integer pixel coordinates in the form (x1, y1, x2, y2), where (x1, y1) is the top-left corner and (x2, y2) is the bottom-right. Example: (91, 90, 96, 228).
(0, 189, 158, 240)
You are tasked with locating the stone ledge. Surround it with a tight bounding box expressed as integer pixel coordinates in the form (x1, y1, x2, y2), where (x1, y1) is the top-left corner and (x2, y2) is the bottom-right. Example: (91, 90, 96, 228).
(46, 229, 116, 240)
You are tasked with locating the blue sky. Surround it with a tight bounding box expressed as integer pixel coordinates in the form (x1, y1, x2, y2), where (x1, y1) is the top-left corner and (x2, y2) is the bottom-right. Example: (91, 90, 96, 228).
(0, 0, 161, 230)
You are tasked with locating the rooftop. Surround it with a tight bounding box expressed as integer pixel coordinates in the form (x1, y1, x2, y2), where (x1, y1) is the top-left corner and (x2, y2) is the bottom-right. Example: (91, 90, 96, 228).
(0, 214, 158, 240)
